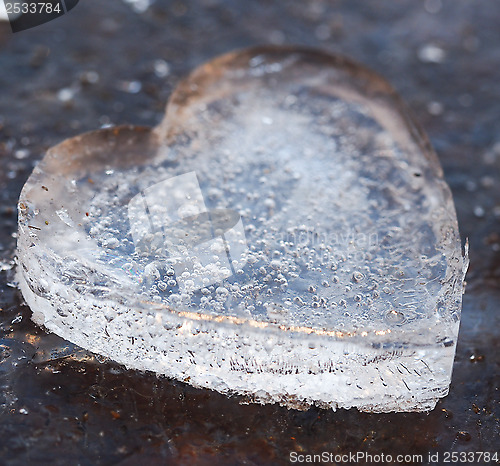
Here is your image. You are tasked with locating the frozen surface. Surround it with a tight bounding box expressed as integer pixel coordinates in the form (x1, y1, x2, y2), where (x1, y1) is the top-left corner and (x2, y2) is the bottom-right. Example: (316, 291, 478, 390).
(16, 47, 465, 412)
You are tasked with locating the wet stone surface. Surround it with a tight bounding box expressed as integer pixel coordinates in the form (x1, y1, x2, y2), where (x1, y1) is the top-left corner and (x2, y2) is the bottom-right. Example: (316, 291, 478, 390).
(0, 0, 499, 464)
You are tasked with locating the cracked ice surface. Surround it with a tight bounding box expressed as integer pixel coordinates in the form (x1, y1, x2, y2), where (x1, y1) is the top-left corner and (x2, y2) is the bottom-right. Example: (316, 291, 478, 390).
(16, 47, 466, 412)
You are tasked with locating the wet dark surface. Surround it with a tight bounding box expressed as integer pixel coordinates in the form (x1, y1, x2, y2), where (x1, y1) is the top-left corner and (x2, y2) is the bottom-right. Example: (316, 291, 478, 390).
(0, 1, 499, 464)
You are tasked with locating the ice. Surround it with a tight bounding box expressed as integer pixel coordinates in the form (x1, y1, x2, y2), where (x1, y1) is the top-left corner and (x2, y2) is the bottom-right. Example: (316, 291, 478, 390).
(16, 46, 466, 412)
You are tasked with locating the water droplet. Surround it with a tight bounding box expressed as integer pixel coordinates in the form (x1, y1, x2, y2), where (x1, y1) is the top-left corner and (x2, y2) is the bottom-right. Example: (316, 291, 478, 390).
(418, 44, 446, 63)
(473, 206, 485, 218)
(153, 59, 170, 78)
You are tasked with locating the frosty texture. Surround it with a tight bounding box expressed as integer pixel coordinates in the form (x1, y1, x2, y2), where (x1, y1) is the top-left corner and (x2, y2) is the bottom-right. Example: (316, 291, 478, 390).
(16, 46, 466, 412)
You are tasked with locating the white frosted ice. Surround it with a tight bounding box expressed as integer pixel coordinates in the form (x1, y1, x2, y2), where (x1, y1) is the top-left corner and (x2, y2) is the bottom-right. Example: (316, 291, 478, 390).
(16, 47, 466, 412)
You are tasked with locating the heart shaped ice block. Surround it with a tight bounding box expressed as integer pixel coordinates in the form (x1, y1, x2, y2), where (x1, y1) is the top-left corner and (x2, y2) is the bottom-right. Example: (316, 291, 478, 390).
(16, 46, 466, 412)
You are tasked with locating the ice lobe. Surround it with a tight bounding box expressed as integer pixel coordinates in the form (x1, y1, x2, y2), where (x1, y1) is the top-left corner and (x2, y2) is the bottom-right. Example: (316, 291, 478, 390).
(16, 46, 466, 412)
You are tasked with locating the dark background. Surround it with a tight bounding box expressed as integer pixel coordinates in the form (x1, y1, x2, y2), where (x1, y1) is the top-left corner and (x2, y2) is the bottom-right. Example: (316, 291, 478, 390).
(0, 0, 498, 464)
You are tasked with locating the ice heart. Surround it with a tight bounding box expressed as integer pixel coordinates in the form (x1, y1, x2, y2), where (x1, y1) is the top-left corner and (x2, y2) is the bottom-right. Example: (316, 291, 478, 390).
(16, 46, 466, 412)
